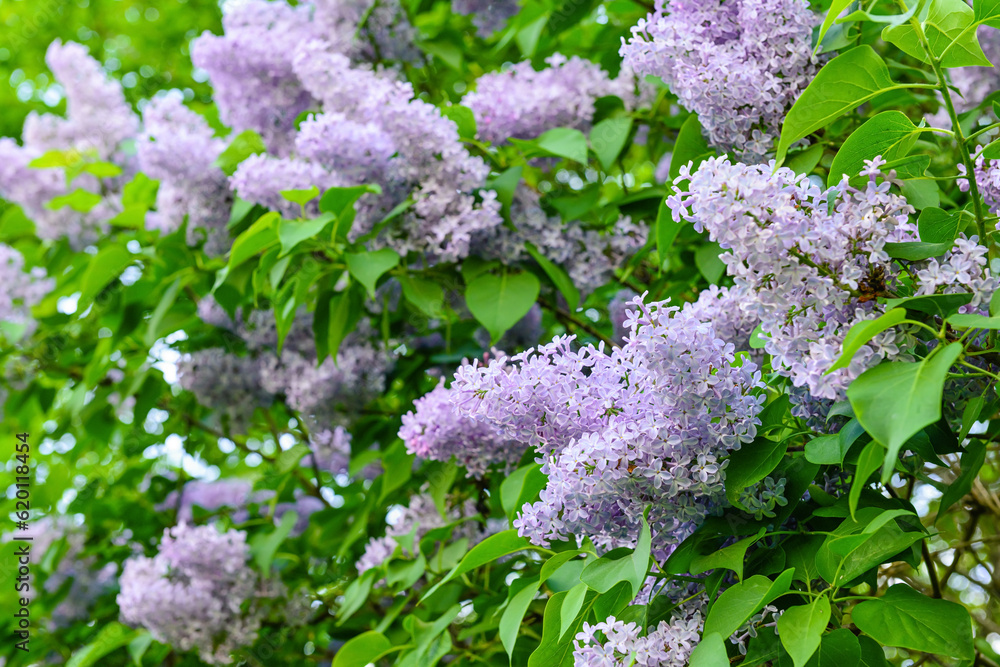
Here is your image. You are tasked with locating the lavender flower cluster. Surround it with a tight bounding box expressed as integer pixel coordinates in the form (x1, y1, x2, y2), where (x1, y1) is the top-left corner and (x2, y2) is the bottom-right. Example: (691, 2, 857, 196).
(0, 245, 53, 333)
(137, 91, 232, 254)
(620, 0, 820, 159)
(572, 599, 705, 666)
(462, 54, 645, 144)
(399, 379, 523, 477)
(0, 41, 138, 245)
(177, 303, 389, 433)
(118, 524, 276, 664)
(669, 156, 999, 419)
(451, 295, 765, 557)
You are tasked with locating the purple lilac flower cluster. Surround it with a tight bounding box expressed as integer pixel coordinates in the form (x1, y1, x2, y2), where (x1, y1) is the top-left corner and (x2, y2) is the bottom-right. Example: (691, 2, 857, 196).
(669, 156, 999, 420)
(451, 295, 765, 557)
(118, 524, 277, 664)
(177, 304, 389, 433)
(0, 245, 54, 334)
(620, 0, 819, 160)
(0, 41, 138, 245)
(462, 54, 645, 144)
(572, 599, 705, 666)
(399, 379, 523, 477)
(451, 0, 520, 36)
(137, 91, 233, 254)
(157, 479, 259, 524)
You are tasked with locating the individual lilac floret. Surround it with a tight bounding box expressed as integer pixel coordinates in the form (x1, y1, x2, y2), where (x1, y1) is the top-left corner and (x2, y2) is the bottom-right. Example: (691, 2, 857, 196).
(400, 379, 523, 477)
(670, 156, 998, 420)
(0, 41, 138, 245)
(0, 245, 54, 335)
(118, 524, 275, 664)
(621, 0, 820, 160)
(453, 295, 764, 556)
(451, 0, 520, 36)
(573, 599, 705, 666)
(138, 91, 234, 253)
(463, 54, 640, 144)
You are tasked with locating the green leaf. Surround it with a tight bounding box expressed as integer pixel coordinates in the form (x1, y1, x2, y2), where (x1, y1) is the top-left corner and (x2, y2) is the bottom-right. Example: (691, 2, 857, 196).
(486, 166, 523, 219)
(828, 113, 923, 187)
(852, 584, 974, 659)
(655, 198, 683, 263)
(590, 116, 633, 171)
(313, 286, 362, 363)
(500, 462, 547, 520)
(345, 248, 401, 298)
(900, 177, 940, 209)
(580, 515, 651, 597)
(691, 528, 765, 581)
(527, 591, 591, 667)
(422, 530, 531, 601)
(785, 143, 825, 176)
(229, 212, 279, 270)
(541, 550, 589, 584)
(81, 245, 134, 306)
(127, 632, 154, 667)
(332, 631, 396, 667)
(47, 188, 103, 213)
(251, 511, 298, 572)
(703, 569, 794, 638)
(849, 441, 885, 520)
(277, 212, 335, 257)
(936, 440, 987, 522)
(750, 324, 769, 349)
(442, 104, 477, 140)
(277, 443, 311, 474)
(883, 241, 953, 260)
(318, 184, 381, 239)
(725, 438, 789, 508)
(947, 312, 1000, 329)
(858, 635, 891, 666)
(817, 0, 855, 50)
(525, 243, 581, 311)
(537, 127, 589, 163)
(806, 629, 861, 666)
(280, 185, 321, 208)
(689, 633, 729, 667)
(695, 242, 726, 284)
(465, 271, 541, 343)
(144, 277, 186, 347)
(777, 46, 898, 163)
(827, 308, 906, 374)
(847, 343, 962, 481)
(500, 576, 542, 659)
(67, 622, 138, 667)
(670, 114, 711, 180)
(214, 129, 267, 176)
(399, 275, 445, 318)
(885, 292, 973, 317)
(976, 0, 1000, 27)
(917, 207, 963, 244)
(559, 582, 589, 638)
(777, 597, 831, 667)
(885, 0, 990, 68)
(805, 419, 866, 465)
(815, 507, 924, 586)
